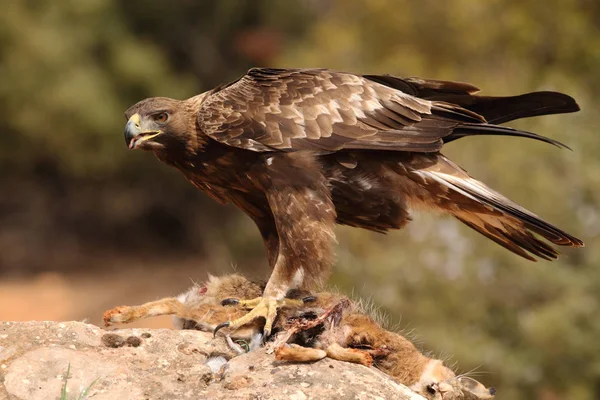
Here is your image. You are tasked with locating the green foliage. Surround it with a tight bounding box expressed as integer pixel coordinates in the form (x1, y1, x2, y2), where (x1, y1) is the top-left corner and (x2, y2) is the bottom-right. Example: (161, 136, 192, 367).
(1, 1, 598, 399)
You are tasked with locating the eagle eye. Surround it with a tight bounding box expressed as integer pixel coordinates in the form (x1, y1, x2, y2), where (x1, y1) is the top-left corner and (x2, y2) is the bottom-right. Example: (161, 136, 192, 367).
(153, 112, 169, 124)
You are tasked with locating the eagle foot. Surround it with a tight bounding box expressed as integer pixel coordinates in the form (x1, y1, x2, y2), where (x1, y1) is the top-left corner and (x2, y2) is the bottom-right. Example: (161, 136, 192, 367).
(213, 296, 314, 338)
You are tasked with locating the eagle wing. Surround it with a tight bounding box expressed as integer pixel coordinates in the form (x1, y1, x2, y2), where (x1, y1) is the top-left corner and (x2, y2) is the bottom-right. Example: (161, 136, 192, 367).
(196, 68, 568, 153)
(364, 74, 580, 125)
(195, 68, 488, 153)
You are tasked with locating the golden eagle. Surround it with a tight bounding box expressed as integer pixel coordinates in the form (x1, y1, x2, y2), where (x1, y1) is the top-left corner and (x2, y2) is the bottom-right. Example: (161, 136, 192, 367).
(124, 68, 583, 335)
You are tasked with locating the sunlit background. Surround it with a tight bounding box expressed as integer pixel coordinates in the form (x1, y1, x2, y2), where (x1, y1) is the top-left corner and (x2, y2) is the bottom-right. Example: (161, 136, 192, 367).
(1, 1, 599, 398)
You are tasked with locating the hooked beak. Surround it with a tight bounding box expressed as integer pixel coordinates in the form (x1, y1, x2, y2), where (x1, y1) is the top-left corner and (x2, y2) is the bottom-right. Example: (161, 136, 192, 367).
(124, 113, 163, 150)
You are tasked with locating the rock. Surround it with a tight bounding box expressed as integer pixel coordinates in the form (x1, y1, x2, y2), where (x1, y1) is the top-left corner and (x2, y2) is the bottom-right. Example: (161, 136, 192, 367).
(0, 321, 424, 400)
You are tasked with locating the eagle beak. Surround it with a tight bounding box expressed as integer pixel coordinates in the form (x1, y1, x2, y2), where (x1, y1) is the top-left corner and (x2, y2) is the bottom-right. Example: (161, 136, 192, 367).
(125, 113, 162, 150)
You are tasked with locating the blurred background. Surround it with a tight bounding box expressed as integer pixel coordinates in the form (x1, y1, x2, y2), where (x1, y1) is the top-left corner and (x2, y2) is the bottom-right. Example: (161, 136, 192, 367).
(1, 0, 598, 398)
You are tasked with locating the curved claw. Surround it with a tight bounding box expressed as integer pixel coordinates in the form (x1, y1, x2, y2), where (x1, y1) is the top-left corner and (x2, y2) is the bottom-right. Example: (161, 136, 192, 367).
(221, 298, 240, 306)
(302, 296, 317, 304)
(263, 328, 271, 340)
(213, 321, 230, 337)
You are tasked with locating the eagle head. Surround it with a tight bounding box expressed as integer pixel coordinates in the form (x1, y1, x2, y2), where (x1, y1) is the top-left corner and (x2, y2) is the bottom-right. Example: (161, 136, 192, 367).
(124, 97, 191, 151)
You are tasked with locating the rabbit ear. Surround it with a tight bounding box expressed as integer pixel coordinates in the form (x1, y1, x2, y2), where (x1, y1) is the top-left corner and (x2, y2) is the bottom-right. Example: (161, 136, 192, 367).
(458, 377, 496, 399)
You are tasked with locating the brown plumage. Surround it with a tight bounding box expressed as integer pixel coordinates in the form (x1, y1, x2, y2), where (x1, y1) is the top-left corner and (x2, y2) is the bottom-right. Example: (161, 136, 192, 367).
(124, 68, 583, 330)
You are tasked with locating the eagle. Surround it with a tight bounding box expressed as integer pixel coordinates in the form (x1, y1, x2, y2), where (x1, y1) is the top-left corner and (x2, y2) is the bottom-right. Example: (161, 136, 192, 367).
(124, 68, 583, 336)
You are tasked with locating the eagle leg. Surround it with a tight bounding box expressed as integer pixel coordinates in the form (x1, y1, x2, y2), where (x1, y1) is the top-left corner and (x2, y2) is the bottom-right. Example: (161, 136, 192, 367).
(214, 296, 312, 338)
(215, 152, 337, 339)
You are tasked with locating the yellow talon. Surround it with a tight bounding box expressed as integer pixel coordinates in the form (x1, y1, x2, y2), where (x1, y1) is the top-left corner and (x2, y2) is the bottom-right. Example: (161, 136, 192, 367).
(214, 296, 310, 338)
(237, 297, 263, 309)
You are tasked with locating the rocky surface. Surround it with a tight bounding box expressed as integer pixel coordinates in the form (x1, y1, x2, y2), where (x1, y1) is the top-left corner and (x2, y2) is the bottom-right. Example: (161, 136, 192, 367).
(0, 321, 424, 400)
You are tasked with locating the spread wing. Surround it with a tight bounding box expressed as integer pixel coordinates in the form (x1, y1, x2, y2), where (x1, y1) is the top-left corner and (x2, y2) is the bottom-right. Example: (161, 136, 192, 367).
(195, 68, 567, 153)
(195, 68, 484, 153)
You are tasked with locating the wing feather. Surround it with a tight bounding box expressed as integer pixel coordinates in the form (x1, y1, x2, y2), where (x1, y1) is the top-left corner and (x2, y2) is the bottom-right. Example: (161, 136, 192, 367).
(363, 74, 579, 124)
(195, 68, 574, 153)
(196, 68, 448, 153)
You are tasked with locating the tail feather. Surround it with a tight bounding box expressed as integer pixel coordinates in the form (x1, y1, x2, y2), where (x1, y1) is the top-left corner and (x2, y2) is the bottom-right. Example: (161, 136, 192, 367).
(414, 156, 583, 261)
(434, 170, 582, 247)
(455, 215, 551, 261)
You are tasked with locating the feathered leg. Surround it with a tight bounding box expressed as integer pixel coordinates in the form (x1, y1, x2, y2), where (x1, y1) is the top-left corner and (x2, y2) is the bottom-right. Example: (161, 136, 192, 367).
(216, 152, 337, 337)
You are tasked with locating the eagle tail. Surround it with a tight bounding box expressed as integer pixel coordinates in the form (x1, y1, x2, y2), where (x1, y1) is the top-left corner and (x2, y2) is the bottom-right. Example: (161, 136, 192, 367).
(416, 159, 584, 261)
